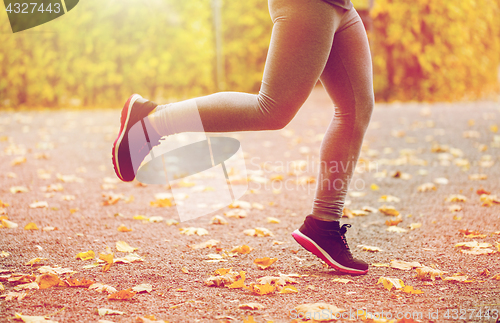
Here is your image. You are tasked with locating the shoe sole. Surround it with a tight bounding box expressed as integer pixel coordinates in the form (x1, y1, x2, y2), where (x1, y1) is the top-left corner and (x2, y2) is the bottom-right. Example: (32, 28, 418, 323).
(112, 94, 142, 182)
(291, 229, 368, 275)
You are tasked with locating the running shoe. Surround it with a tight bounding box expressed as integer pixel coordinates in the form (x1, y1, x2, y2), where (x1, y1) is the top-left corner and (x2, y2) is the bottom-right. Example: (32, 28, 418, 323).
(292, 215, 369, 275)
(112, 94, 161, 182)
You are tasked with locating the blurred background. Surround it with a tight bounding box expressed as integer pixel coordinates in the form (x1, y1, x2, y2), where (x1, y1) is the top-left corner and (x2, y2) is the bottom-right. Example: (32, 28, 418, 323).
(0, 0, 499, 108)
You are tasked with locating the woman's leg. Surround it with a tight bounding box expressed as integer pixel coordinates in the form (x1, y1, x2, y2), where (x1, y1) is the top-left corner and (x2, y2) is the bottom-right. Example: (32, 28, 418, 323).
(312, 8, 374, 221)
(150, 0, 346, 135)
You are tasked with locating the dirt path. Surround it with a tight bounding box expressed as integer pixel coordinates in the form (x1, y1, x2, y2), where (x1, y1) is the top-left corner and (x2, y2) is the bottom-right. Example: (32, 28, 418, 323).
(1, 88, 499, 323)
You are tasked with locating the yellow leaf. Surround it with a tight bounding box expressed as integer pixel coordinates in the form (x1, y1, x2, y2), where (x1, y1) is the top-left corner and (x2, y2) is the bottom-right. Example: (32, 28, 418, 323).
(214, 268, 233, 276)
(179, 227, 208, 236)
(243, 316, 257, 323)
(25, 257, 46, 266)
(248, 283, 275, 295)
(370, 183, 380, 191)
(10, 186, 29, 193)
(254, 257, 278, 269)
(133, 215, 148, 220)
(376, 276, 404, 291)
(415, 266, 447, 281)
(228, 271, 246, 289)
(209, 215, 228, 225)
(14, 313, 57, 323)
(11, 156, 26, 166)
(391, 260, 423, 271)
(266, 217, 280, 223)
(278, 285, 298, 293)
(445, 194, 467, 202)
(150, 198, 173, 207)
(24, 222, 39, 230)
(379, 205, 400, 216)
(75, 250, 95, 260)
(403, 285, 424, 294)
(116, 241, 138, 253)
(37, 273, 60, 289)
(99, 253, 114, 272)
(231, 245, 253, 254)
(357, 245, 382, 252)
(117, 225, 132, 232)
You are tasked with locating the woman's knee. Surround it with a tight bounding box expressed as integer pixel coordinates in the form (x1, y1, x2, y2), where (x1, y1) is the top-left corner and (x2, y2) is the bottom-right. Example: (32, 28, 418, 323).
(256, 93, 300, 130)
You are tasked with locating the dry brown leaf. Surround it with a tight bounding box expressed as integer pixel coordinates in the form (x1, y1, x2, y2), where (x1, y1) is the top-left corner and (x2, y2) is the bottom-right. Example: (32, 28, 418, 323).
(66, 277, 94, 288)
(415, 266, 447, 281)
(238, 303, 265, 310)
(108, 288, 136, 300)
(379, 205, 400, 216)
(37, 273, 60, 289)
(254, 257, 278, 269)
(231, 245, 253, 254)
(357, 245, 382, 252)
(117, 224, 132, 232)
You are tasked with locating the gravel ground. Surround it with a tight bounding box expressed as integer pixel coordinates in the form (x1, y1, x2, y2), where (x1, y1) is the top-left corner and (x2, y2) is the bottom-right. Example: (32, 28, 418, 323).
(1, 87, 499, 323)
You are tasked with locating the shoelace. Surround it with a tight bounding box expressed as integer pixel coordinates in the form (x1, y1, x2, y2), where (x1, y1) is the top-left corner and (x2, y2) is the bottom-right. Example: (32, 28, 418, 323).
(339, 224, 353, 259)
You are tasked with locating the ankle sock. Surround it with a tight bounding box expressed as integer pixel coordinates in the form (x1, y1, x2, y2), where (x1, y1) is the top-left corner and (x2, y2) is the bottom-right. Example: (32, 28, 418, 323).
(147, 99, 202, 136)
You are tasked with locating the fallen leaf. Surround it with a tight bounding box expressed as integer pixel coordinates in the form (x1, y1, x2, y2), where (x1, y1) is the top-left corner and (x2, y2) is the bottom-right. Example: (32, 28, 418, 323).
(88, 283, 117, 294)
(390, 260, 422, 271)
(228, 271, 246, 289)
(179, 227, 209, 236)
(114, 253, 143, 264)
(75, 250, 95, 261)
(224, 209, 247, 218)
(385, 218, 403, 226)
(278, 285, 298, 294)
(445, 194, 467, 202)
(116, 241, 138, 253)
(97, 308, 125, 316)
(117, 224, 132, 232)
(29, 201, 48, 209)
(231, 245, 253, 254)
(37, 273, 60, 289)
(24, 222, 39, 230)
(1, 219, 18, 228)
(99, 253, 114, 272)
(357, 245, 382, 252)
(132, 283, 153, 293)
(244, 228, 273, 237)
(209, 215, 228, 225)
(254, 257, 278, 269)
(409, 223, 422, 230)
(189, 239, 219, 249)
(14, 282, 39, 291)
(2, 291, 28, 301)
(379, 195, 401, 203)
(379, 205, 400, 216)
(415, 266, 447, 281)
(10, 186, 29, 193)
(331, 278, 353, 284)
(248, 282, 275, 295)
(25, 258, 46, 266)
(11, 156, 27, 166)
(266, 217, 280, 223)
(239, 303, 265, 310)
(66, 278, 94, 288)
(108, 288, 136, 300)
(377, 276, 405, 291)
(402, 285, 424, 294)
(14, 313, 58, 323)
(448, 204, 462, 212)
(386, 226, 407, 233)
(417, 183, 437, 192)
